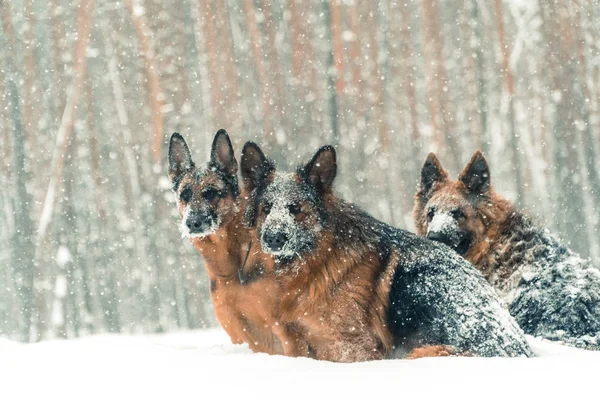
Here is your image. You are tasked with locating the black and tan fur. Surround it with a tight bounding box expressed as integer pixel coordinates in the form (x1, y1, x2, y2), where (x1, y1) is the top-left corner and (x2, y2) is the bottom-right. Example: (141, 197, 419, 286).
(168, 130, 295, 354)
(414, 151, 600, 349)
(241, 143, 532, 362)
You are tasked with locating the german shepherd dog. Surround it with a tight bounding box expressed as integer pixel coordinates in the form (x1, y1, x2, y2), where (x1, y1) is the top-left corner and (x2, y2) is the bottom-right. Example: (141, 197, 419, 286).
(414, 151, 600, 349)
(168, 130, 295, 354)
(241, 143, 532, 362)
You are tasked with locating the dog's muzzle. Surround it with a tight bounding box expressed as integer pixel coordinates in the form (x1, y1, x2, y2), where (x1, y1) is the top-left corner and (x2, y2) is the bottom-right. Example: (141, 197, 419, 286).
(185, 212, 215, 235)
(262, 231, 288, 253)
(427, 229, 471, 255)
(426, 212, 472, 254)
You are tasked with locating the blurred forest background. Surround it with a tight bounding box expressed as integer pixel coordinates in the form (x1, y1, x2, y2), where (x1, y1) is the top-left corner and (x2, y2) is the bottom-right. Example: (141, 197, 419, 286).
(1, 0, 599, 341)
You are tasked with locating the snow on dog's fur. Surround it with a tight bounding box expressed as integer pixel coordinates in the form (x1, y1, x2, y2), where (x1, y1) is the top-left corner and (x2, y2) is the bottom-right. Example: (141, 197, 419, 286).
(168, 131, 296, 355)
(414, 151, 600, 350)
(242, 143, 532, 362)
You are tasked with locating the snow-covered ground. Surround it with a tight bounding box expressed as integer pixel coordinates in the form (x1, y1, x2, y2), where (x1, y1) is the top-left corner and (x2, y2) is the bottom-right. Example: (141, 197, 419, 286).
(1, 329, 598, 400)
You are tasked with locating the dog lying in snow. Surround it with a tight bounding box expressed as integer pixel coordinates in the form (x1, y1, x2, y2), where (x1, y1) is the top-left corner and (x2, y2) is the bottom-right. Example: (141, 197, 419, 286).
(414, 151, 600, 350)
(240, 142, 532, 362)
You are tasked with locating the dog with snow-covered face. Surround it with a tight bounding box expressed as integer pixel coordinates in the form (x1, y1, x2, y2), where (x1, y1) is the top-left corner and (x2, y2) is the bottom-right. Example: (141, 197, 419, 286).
(168, 130, 299, 355)
(241, 142, 532, 362)
(414, 151, 600, 349)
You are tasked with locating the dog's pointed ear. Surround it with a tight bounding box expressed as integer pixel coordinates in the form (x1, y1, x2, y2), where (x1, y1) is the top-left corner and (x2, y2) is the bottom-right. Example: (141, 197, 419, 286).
(210, 129, 238, 176)
(420, 152, 447, 193)
(169, 133, 195, 189)
(459, 151, 490, 194)
(241, 141, 274, 192)
(241, 141, 275, 228)
(303, 145, 337, 194)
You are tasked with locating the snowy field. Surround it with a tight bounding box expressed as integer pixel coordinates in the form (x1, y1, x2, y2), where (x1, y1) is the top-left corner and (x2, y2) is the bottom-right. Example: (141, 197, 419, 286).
(1, 329, 598, 400)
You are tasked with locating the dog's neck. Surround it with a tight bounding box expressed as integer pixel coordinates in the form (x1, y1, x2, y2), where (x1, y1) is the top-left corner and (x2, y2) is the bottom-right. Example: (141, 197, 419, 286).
(461, 191, 511, 275)
(469, 199, 558, 292)
(274, 195, 397, 359)
(276, 196, 378, 312)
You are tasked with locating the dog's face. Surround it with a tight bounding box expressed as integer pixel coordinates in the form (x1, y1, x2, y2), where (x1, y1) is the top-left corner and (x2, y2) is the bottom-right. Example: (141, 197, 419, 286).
(414, 151, 492, 255)
(241, 143, 336, 264)
(168, 130, 239, 239)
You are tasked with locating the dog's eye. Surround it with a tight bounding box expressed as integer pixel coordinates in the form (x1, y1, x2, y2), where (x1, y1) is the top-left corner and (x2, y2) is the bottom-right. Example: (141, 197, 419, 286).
(203, 188, 219, 201)
(288, 203, 302, 215)
(427, 208, 435, 221)
(180, 187, 193, 203)
(263, 202, 272, 215)
(451, 209, 465, 219)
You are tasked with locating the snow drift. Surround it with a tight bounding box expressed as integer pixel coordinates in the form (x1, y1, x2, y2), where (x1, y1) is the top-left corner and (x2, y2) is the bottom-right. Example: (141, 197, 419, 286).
(1, 329, 598, 400)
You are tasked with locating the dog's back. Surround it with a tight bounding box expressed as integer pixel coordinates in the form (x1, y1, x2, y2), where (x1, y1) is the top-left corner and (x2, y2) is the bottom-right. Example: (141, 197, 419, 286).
(243, 144, 532, 360)
(327, 201, 532, 357)
(495, 212, 600, 347)
(386, 228, 532, 357)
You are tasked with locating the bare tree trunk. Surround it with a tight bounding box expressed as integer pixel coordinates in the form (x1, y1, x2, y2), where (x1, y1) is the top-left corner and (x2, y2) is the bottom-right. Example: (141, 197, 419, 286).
(213, 1, 241, 133)
(366, 2, 397, 224)
(54, 133, 82, 338)
(345, 1, 369, 193)
(286, 0, 307, 147)
(203, 0, 223, 130)
(242, 0, 273, 145)
(395, 0, 423, 220)
(49, 0, 67, 127)
(539, 0, 591, 256)
(0, 70, 11, 178)
(421, 0, 444, 157)
(347, 3, 364, 117)
(470, 0, 488, 152)
(400, 2, 420, 153)
(0, 2, 36, 342)
(189, 0, 213, 136)
(287, 0, 323, 156)
(82, 81, 105, 334)
(300, 3, 323, 141)
(493, 0, 525, 204)
(36, 0, 95, 248)
(324, 0, 341, 145)
(288, 0, 303, 84)
(34, 0, 95, 339)
(262, 1, 289, 159)
(366, 2, 388, 153)
(23, 0, 36, 137)
(423, 0, 460, 170)
(329, 0, 345, 97)
(589, 0, 600, 141)
(104, 29, 159, 331)
(572, 0, 600, 259)
(124, 0, 164, 164)
(84, 73, 121, 333)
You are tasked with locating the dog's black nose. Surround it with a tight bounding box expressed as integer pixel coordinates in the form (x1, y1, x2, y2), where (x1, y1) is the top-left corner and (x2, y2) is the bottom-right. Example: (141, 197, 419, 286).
(427, 231, 449, 245)
(186, 214, 207, 233)
(263, 232, 287, 252)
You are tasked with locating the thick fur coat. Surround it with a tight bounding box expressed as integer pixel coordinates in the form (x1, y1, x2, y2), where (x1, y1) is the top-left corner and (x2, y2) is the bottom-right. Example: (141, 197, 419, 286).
(242, 144, 532, 362)
(168, 131, 293, 354)
(414, 151, 600, 349)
